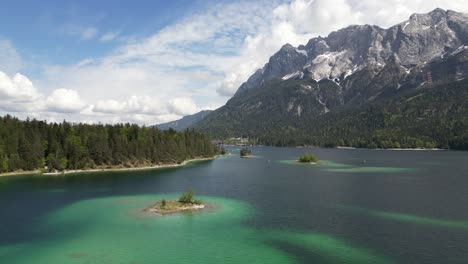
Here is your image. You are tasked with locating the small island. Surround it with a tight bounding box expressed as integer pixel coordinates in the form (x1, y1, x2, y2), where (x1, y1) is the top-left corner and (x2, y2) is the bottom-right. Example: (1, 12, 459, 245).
(240, 148, 252, 158)
(298, 153, 319, 164)
(144, 188, 206, 215)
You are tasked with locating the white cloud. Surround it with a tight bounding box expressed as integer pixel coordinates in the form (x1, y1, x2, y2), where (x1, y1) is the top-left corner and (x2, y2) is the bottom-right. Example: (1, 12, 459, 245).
(37, 1, 279, 123)
(100, 32, 119, 42)
(93, 96, 164, 115)
(0, 39, 22, 75)
(0, 71, 43, 112)
(168, 97, 198, 116)
(46, 89, 86, 113)
(0, 70, 185, 125)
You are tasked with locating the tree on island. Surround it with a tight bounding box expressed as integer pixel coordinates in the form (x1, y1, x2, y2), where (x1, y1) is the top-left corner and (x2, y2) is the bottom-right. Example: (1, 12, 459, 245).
(298, 153, 318, 163)
(240, 148, 252, 157)
(179, 188, 194, 203)
(178, 188, 204, 205)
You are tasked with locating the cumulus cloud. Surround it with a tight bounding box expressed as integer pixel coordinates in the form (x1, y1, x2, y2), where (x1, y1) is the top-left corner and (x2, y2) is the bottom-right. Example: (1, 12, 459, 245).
(0, 71, 43, 112)
(168, 97, 199, 116)
(46, 89, 86, 113)
(93, 96, 164, 115)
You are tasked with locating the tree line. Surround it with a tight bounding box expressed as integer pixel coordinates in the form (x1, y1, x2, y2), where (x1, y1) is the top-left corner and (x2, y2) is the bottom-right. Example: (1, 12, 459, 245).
(0, 115, 221, 173)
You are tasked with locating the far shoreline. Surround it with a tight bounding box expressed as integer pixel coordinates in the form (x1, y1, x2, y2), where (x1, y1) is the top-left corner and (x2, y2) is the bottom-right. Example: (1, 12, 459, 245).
(223, 144, 451, 151)
(0, 155, 222, 178)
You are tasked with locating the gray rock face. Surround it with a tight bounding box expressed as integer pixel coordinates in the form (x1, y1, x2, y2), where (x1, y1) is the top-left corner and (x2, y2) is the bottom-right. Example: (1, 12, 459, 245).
(234, 8, 468, 96)
(235, 44, 308, 96)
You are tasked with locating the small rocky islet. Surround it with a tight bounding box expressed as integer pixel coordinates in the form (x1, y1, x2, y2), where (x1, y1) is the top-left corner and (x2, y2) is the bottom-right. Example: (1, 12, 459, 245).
(144, 188, 206, 215)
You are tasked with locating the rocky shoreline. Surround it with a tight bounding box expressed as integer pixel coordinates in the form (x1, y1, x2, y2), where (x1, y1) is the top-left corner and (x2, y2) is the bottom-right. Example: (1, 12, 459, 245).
(143, 200, 207, 215)
(0, 156, 222, 178)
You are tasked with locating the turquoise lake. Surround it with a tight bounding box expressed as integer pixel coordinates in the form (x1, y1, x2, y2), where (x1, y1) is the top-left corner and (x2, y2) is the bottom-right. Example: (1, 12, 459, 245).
(1, 147, 468, 263)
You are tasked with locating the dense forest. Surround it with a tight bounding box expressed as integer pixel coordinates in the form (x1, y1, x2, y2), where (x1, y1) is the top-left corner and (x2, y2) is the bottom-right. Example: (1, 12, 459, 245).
(198, 79, 468, 150)
(0, 116, 221, 174)
(256, 80, 468, 149)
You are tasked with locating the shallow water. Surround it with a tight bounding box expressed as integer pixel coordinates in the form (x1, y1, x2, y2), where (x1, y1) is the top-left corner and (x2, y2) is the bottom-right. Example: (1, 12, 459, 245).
(1, 147, 468, 263)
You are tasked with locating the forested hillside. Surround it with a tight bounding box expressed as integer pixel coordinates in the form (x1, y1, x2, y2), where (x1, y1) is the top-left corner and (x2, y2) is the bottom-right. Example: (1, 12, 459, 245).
(249, 81, 468, 150)
(198, 80, 468, 150)
(0, 116, 220, 173)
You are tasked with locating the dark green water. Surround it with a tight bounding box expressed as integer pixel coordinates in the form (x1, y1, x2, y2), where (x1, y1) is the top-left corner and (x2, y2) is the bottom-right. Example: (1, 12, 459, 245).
(1, 147, 468, 263)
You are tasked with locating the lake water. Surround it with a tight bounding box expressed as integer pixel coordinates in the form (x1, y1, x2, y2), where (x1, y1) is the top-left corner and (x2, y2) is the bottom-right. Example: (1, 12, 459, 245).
(1, 147, 468, 264)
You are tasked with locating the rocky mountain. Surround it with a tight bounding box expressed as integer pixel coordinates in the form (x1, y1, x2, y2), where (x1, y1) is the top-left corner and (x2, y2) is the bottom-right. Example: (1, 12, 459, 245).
(156, 110, 212, 131)
(235, 8, 467, 97)
(194, 8, 468, 149)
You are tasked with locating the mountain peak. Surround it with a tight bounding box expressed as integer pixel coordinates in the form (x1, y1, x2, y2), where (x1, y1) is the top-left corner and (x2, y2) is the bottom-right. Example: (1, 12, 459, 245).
(428, 7, 446, 16)
(280, 43, 294, 51)
(409, 8, 448, 24)
(232, 8, 468, 96)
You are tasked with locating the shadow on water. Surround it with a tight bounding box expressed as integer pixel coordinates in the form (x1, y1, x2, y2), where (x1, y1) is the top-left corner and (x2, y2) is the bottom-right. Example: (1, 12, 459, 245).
(268, 240, 334, 264)
(266, 231, 394, 264)
(332, 204, 468, 231)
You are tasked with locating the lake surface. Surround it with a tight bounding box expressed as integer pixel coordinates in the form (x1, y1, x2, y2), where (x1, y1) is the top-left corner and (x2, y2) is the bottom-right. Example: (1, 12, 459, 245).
(1, 147, 468, 264)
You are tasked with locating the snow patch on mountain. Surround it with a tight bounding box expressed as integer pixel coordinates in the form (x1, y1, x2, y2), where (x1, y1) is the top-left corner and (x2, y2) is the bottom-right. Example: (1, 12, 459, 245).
(295, 49, 308, 57)
(282, 71, 304, 80)
(451, 45, 468, 56)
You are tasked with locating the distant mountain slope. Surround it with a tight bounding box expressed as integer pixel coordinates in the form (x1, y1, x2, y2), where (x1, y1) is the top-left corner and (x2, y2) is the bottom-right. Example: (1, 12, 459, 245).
(195, 8, 468, 149)
(156, 110, 212, 131)
(199, 78, 468, 149)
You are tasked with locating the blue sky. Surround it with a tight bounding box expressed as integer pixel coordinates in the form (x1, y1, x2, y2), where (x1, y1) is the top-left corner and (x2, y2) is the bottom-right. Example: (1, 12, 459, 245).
(0, 0, 467, 125)
(0, 0, 207, 71)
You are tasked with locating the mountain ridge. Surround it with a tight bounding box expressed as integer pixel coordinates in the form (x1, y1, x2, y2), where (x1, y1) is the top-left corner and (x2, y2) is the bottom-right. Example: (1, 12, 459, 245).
(156, 110, 212, 131)
(193, 8, 468, 149)
(234, 8, 468, 97)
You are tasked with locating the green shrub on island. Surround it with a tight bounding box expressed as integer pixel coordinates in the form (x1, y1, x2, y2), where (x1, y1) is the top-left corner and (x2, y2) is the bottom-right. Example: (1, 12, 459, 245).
(194, 199, 204, 205)
(298, 153, 318, 163)
(178, 188, 195, 204)
(240, 148, 252, 157)
(161, 199, 167, 207)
